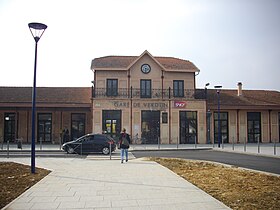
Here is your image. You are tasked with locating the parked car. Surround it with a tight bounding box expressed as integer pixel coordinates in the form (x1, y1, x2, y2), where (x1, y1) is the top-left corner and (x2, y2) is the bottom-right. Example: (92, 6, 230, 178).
(62, 133, 116, 155)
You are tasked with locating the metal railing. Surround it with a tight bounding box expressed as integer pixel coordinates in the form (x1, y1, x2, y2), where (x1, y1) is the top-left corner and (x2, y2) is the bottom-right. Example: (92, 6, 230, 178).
(92, 87, 206, 100)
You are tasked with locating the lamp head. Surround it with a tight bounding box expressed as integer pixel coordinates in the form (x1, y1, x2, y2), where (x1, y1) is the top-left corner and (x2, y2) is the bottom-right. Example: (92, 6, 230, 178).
(214, 85, 222, 93)
(28, 22, 47, 42)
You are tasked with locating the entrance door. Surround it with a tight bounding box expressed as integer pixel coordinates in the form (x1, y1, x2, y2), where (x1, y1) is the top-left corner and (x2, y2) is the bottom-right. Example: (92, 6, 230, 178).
(179, 111, 197, 144)
(247, 112, 261, 143)
(141, 111, 160, 144)
(71, 113, 85, 140)
(102, 110, 121, 140)
(4, 113, 16, 142)
(38, 113, 52, 142)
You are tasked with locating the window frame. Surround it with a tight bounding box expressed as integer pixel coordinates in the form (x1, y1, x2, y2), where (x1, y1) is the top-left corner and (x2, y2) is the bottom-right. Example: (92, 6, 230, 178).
(106, 79, 118, 96)
(140, 79, 152, 98)
(173, 80, 184, 97)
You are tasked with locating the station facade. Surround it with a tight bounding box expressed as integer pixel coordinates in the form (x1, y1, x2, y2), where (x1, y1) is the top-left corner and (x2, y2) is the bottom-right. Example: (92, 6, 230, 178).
(90, 50, 280, 144)
(0, 50, 280, 144)
(91, 50, 206, 144)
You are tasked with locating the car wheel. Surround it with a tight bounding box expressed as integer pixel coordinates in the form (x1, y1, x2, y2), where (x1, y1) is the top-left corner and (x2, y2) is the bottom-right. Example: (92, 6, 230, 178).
(67, 146, 75, 154)
(102, 147, 110, 155)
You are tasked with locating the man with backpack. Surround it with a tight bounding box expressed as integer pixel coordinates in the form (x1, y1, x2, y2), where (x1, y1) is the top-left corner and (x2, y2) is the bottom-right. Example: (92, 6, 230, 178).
(119, 128, 131, 163)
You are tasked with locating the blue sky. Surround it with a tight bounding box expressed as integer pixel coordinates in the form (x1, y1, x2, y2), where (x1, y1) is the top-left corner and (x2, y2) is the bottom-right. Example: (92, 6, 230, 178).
(0, 0, 279, 90)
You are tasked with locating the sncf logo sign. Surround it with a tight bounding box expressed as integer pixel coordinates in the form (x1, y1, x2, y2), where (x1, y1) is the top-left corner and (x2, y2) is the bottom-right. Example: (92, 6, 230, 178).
(174, 101, 186, 108)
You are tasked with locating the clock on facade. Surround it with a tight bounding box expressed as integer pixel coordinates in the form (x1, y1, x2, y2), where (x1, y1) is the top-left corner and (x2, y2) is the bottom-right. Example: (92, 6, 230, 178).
(141, 64, 151, 74)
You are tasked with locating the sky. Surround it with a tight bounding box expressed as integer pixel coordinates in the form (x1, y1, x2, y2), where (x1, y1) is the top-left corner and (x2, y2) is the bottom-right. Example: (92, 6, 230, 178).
(0, 0, 280, 91)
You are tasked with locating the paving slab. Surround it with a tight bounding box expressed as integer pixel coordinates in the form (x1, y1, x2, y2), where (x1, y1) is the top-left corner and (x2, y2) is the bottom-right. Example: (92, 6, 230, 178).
(1, 156, 230, 210)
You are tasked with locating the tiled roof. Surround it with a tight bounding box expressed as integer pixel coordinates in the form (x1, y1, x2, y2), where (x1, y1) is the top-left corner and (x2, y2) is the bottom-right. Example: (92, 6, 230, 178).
(1, 87, 279, 109)
(91, 56, 199, 71)
(207, 89, 280, 108)
(0, 87, 92, 106)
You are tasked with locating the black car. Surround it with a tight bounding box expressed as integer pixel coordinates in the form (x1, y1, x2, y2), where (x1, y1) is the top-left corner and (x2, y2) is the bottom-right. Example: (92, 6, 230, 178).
(62, 133, 116, 155)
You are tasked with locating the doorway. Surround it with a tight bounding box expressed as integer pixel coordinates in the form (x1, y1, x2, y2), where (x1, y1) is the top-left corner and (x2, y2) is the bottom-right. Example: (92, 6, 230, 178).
(71, 113, 85, 140)
(4, 113, 16, 142)
(102, 110, 121, 140)
(37, 113, 52, 142)
(179, 111, 197, 144)
(141, 111, 160, 144)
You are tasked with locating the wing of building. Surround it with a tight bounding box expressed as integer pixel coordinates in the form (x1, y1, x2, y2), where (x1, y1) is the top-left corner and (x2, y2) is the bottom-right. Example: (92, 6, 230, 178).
(0, 50, 280, 144)
(0, 87, 92, 143)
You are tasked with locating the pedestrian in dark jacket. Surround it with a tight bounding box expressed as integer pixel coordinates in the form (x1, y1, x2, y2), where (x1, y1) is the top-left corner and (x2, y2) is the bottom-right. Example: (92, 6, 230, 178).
(119, 128, 131, 163)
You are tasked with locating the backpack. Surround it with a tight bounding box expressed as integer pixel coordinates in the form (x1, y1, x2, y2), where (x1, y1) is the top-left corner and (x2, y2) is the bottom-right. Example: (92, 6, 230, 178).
(121, 136, 129, 147)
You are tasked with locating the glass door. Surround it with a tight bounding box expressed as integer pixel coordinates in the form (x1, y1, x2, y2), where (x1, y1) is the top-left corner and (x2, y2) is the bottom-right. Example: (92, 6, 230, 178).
(4, 113, 16, 142)
(141, 111, 160, 144)
(102, 110, 121, 141)
(71, 113, 85, 140)
(38, 113, 52, 142)
(179, 111, 197, 144)
(247, 112, 261, 143)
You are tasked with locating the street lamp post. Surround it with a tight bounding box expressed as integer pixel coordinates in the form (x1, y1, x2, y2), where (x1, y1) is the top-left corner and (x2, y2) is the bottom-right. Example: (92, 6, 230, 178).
(204, 83, 210, 144)
(214, 85, 222, 148)
(28, 22, 47, 174)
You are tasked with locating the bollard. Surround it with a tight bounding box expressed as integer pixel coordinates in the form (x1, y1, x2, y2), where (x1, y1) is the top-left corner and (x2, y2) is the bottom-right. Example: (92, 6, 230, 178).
(109, 142, 112, 160)
(7, 140, 10, 158)
(158, 137, 160, 150)
(274, 139, 276, 155)
(257, 138, 260, 153)
(40, 138, 42, 150)
(177, 137, 179, 150)
(81, 143, 83, 156)
(232, 137, 234, 151)
(244, 137, 246, 152)
(222, 137, 224, 149)
(194, 136, 197, 149)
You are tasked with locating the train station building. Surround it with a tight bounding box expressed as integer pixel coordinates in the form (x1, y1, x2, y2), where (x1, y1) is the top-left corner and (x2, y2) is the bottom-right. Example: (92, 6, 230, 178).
(0, 50, 280, 144)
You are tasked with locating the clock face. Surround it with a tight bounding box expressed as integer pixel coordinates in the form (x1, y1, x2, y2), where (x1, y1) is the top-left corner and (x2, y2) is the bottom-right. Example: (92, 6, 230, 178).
(141, 64, 151, 74)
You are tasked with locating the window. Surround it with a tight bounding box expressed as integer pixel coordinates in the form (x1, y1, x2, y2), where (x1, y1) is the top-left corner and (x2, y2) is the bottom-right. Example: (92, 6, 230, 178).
(140, 79, 151, 98)
(247, 112, 261, 143)
(38, 113, 52, 142)
(214, 112, 228, 143)
(4, 113, 16, 142)
(94, 134, 107, 144)
(162, 112, 168, 124)
(71, 113, 85, 140)
(107, 79, 118, 96)
(173, 80, 184, 97)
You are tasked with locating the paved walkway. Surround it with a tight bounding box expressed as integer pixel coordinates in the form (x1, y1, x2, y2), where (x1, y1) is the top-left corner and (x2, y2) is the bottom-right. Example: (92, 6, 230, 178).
(1, 155, 230, 210)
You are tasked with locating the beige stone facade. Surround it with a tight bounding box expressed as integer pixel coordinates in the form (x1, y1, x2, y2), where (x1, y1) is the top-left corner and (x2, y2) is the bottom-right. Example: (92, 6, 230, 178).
(91, 50, 207, 144)
(91, 51, 280, 144)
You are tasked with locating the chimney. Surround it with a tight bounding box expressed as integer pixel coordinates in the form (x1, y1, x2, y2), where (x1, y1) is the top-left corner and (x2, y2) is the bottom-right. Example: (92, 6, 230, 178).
(237, 82, 243, 96)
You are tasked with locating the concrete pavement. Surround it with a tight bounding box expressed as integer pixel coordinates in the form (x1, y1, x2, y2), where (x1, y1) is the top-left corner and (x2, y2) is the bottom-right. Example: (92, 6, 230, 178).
(1, 155, 230, 210)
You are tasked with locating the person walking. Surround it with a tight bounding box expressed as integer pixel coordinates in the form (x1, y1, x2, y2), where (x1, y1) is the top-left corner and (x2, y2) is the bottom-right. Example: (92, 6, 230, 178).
(119, 128, 131, 163)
